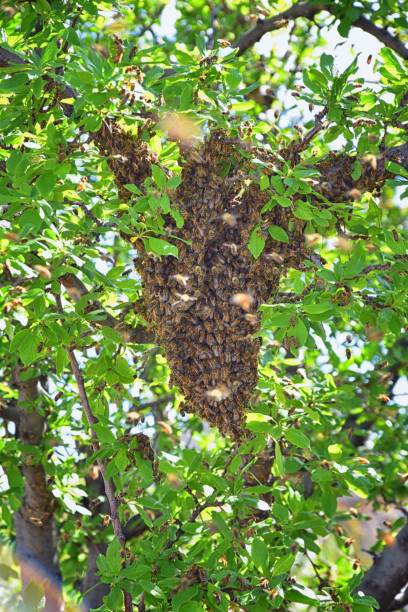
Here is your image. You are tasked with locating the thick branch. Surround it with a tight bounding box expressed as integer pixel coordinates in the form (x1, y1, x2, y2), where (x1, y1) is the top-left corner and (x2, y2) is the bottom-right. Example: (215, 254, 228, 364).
(13, 374, 61, 612)
(387, 588, 408, 611)
(353, 15, 408, 61)
(358, 522, 408, 610)
(0, 46, 26, 67)
(235, 2, 325, 55)
(235, 2, 408, 60)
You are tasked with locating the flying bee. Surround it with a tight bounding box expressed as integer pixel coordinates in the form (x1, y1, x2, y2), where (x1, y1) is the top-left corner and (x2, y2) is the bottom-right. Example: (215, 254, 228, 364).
(245, 313, 259, 326)
(170, 274, 190, 287)
(223, 242, 239, 255)
(221, 212, 237, 227)
(265, 251, 284, 265)
(171, 293, 197, 308)
(231, 292, 254, 312)
(205, 384, 231, 402)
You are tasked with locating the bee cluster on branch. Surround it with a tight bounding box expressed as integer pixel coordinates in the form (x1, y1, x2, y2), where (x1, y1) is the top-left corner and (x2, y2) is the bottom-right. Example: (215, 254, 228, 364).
(98, 127, 307, 438)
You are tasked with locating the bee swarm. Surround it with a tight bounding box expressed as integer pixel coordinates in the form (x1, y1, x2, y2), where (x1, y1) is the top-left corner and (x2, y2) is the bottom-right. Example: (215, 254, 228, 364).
(99, 127, 306, 438)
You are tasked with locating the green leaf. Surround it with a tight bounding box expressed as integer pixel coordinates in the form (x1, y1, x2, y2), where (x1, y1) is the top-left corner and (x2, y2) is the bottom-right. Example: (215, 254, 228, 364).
(320, 53, 334, 78)
(122, 563, 151, 580)
(320, 484, 337, 517)
(0, 73, 27, 93)
(272, 442, 285, 477)
(273, 553, 295, 576)
(251, 538, 269, 574)
(180, 84, 194, 110)
(328, 444, 342, 458)
(106, 538, 122, 574)
(195, 33, 206, 55)
(172, 586, 199, 611)
(294, 317, 308, 345)
(303, 303, 332, 314)
(248, 225, 266, 259)
(19, 209, 42, 234)
(351, 160, 362, 181)
(101, 326, 123, 343)
(7, 464, 23, 490)
(385, 160, 408, 179)
(381, 47, 405, 78)
(124, 183, 142, 195)
(270, 176, 285, 195)
(294, 201, 314, 220)
(114, 356, 134, 383)
(134, 454, 154, 485)
(286, 588, 320, 605)
(93, 423, 116, 445)
(260, 174, 269, 191)
(167, 176, 182, 190)
(277, 196, 292, 208)
(231, 100, 255, 112)
(268, 225, 289, 243)
(151, 165, 167, 190)
(11, 329, 42, 365)
(147, 237, 178, 258)
(273, 503, 289, 523)
(115, 448, 129, 472)
(285, 428, 310, 449)
(55, 345, 68, 376)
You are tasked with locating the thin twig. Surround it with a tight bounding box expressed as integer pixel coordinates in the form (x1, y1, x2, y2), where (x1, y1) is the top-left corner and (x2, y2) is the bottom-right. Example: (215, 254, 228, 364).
(55, 294, 133, 612)
(165, 501, 224, 550)
(296, 107, 328, 152)
(72, 201, 117, 229)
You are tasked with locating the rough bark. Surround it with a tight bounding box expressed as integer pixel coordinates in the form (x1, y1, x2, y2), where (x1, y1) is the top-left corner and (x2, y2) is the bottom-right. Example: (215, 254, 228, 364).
(79, 469, 110, 610)
(14, 374, 61, 611)
(81, 539, 109, 610)
(358, 523, 408, 610)
(235, 2, 408, 60)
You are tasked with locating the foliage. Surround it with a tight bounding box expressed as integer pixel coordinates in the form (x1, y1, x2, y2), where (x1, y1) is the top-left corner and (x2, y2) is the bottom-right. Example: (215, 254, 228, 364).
(0, 1, 407, 611)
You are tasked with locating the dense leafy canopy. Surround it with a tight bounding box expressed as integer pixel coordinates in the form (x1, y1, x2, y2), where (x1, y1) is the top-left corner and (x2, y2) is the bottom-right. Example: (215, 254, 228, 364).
(0, 1, 407, 611)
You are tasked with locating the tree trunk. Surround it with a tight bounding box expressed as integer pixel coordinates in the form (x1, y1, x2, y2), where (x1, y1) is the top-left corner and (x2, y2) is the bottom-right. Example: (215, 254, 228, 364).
(14, 374, 61, 611)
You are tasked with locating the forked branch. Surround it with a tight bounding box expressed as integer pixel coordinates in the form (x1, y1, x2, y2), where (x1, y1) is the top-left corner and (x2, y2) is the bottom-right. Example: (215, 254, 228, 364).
(235, 2, 408, 60)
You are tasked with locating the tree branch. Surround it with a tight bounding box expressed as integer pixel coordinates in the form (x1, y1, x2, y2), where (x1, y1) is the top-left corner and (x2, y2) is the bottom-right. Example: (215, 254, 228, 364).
(358, 522, 408, 610)
(353, 15, 408, 61)
(235, 2, 325, 55)
(386, 587, 408, 611)
(235, 2, 408, 60)
(13, 374, 62, 612)
(55, 296, 133, 612)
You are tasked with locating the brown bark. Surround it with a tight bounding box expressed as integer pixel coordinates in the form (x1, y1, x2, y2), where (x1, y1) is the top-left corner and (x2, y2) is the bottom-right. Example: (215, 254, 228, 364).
(79, 469, 110, 610)
(235, 2, 408, 60)
(358, 522, 408, 610)
(14, 374, 61, 612)
(81, 540, 109, 610)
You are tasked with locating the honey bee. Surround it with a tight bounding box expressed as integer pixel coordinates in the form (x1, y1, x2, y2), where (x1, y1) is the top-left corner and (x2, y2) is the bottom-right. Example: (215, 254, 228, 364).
(231, 292, 254, 312)
(222, 242, 239, 255)
(170, 274, 190, 287)
(221, 213, 237, 227)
